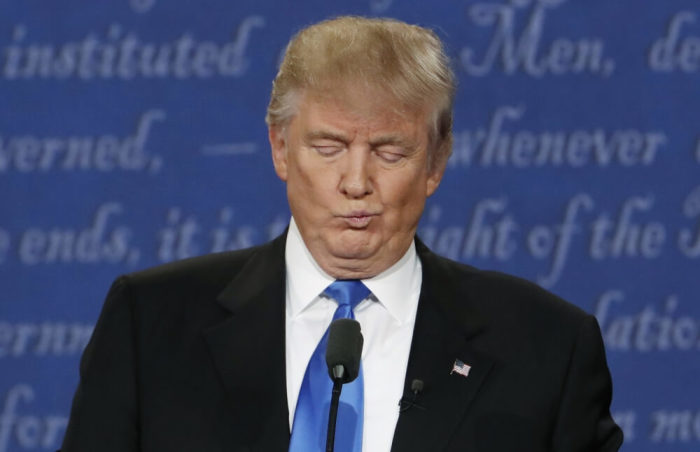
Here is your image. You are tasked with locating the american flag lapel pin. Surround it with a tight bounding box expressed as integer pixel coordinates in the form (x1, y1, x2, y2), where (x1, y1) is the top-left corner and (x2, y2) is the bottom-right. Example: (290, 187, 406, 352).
(451, 359, 471, 378)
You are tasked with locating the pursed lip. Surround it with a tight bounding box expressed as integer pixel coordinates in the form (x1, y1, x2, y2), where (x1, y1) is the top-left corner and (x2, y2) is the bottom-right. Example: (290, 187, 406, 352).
(337, 210, 380, 228)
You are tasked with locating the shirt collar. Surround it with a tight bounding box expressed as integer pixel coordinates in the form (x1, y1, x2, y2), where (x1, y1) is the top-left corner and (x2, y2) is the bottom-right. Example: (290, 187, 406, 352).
(285, 217, 421, 325)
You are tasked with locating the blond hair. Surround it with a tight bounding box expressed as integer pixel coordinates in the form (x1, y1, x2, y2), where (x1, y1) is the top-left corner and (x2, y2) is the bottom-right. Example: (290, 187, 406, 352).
(266, 16, 456, 167)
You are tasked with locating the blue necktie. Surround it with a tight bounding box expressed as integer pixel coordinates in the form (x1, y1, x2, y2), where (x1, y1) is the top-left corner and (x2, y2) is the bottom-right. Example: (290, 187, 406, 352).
(289, 280, 370, 452)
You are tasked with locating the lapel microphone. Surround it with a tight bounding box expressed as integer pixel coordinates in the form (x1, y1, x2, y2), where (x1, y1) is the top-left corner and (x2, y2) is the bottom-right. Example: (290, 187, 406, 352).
(399, 379, 426, 412)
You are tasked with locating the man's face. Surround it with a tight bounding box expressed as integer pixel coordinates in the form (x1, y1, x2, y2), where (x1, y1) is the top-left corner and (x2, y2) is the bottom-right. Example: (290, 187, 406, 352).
(269, 87, 445, 279)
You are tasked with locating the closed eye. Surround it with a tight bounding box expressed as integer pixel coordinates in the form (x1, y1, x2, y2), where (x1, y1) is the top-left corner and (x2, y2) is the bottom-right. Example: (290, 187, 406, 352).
(313, 145, 343, 157)
(376, 150, 404, 163)
(374, 144, 409, 163)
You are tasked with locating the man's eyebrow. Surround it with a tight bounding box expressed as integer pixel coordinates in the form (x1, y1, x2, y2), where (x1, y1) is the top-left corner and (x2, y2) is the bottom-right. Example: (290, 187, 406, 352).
(304, 131, 416, 148)
(305, 130, 349, 142)
(369, 135, 415, 148)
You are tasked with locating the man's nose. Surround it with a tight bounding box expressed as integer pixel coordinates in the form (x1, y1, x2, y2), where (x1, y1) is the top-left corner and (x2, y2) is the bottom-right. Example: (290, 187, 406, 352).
(339, 149, 373, 198)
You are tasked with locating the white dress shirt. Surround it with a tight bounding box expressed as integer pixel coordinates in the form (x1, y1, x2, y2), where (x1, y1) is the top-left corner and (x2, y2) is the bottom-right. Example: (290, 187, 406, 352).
(285, 218, 422, 452)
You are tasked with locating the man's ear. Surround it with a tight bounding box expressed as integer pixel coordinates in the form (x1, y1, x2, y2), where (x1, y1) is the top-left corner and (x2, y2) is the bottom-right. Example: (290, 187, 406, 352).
(426, 151, 448, 197)
(268, 125, 288, 182)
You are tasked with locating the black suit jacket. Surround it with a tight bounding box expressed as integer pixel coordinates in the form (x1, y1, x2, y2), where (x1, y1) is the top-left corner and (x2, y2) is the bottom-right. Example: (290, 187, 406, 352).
(61, 233, 623, 451)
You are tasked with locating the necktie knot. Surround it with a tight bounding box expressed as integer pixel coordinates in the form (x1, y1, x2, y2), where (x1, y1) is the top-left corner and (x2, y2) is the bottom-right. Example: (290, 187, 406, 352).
(323, 280, 371, 312)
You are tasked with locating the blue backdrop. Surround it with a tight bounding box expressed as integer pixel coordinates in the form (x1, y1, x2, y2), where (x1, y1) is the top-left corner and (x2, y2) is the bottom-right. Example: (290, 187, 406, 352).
(2, 0, 699, 450)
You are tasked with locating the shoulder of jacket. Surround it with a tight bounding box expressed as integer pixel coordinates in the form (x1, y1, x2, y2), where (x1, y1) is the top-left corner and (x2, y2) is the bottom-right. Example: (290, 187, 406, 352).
(418, 241, 590, 324)
(111, 238, 281, 303)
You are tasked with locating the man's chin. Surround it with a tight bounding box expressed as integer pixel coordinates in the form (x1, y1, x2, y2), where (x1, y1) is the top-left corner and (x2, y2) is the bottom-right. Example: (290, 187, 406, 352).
(317, 235, 406, 278)
(323, 230, 378, 257)
(329, 243, 377, 260)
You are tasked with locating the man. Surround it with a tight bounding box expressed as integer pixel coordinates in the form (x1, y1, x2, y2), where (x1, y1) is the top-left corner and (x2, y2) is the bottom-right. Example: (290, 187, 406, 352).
(61, 16, 623, 451)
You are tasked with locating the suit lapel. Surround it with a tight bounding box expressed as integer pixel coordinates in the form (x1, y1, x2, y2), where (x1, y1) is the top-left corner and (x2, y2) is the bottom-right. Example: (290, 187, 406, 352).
(391, 241, 495, 451)
(203, 233, 290, 451)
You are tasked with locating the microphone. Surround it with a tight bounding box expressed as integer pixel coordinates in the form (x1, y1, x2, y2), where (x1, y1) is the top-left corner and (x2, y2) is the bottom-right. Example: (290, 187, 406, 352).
(399, 378, 426, 412)
(326, 318, 363, 383)
(324, 318, 364, 452)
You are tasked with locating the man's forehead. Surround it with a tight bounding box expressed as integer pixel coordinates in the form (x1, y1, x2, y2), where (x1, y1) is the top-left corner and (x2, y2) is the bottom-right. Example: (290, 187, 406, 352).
(307, 79, 425, 112)
(297, 86, 429, 132)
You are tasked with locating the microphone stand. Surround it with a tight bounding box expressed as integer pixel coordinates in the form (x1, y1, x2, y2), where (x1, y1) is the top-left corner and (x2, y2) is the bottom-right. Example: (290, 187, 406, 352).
(325, 379, 343, 452)
(324, 319, 363, 452)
